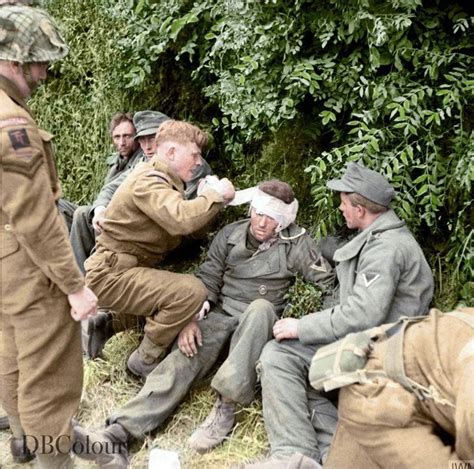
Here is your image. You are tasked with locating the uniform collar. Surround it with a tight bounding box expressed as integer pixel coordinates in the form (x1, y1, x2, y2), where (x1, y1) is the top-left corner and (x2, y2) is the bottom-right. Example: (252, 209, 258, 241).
(0, 75, 31, 114)
(334, 209, 405, 262)
(151, 158, 184, 192)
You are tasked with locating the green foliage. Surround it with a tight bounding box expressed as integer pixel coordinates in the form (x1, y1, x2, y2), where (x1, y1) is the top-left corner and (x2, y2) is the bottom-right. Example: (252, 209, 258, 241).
(283, 275, 324, 319)
(35, 0, 472, 305)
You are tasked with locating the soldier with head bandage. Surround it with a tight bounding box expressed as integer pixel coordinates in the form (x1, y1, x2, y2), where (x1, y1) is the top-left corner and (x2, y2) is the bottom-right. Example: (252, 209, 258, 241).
(250, 186, 299, 233)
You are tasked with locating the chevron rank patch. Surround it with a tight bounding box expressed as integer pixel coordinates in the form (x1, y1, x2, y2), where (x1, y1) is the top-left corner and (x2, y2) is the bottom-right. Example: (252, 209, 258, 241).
(310, 252, 328, 273)
(361, 272, 380, 288)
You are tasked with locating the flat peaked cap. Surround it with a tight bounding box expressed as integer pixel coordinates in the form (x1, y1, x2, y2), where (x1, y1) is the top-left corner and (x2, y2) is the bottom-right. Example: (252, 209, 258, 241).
(133, 110, 170, 139)
(327, 162, 395, 207)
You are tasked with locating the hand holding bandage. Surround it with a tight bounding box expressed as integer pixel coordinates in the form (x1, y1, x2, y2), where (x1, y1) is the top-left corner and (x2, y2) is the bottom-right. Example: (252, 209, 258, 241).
(197, 175, 235, 204)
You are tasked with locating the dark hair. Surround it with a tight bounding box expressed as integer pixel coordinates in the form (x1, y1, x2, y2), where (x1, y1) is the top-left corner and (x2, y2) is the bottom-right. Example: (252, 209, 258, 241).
(347, 192, 388, 214)
(258, 179, 295, 204)
(109, 112, 134, 135)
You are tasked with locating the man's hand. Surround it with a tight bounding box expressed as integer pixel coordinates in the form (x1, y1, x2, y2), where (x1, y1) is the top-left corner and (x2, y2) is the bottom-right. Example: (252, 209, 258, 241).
(178, 320, 202, 357)
(195, 300, 210, 321)
(92, 206, 106, 234)
(200, 176, 236, 204)
(273, 318, 299, 342)
(68, 286, 98, 321)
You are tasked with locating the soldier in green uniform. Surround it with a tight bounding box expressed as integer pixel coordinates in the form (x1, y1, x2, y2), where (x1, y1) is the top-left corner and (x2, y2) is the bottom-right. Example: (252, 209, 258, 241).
(87, 110, 170, 245)
(57, 112, 141, 232)
(249, 162, 434, 468)
(73, 179, 333, 468)
(84, 119, 235, 379)
(0, 4, 98, 467)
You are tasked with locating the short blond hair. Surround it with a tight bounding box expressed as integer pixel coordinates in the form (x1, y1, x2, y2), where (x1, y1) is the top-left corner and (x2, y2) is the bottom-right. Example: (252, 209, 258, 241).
(155, 120, 208, 150)
(347, 192, 388, 214)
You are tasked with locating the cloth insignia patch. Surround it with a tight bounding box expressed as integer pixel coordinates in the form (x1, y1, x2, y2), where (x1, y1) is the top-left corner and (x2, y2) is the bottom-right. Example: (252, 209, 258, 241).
(8, 128, 30, 150)
(361, 272, 380, 288)
(0, 117, 28, 129)
(310, 252, 328, 272)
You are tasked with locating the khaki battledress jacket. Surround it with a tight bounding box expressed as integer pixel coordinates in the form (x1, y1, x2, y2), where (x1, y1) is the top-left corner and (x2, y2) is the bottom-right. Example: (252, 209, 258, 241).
(0, 75, 84, 300)
(85, 158, 225, 347)
(94, 158, 223, 262)
(298, 209, 434, 345)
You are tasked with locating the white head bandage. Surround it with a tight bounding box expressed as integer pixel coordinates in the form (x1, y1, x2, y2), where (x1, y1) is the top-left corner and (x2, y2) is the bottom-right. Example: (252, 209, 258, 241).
(250, 188, 298, 232)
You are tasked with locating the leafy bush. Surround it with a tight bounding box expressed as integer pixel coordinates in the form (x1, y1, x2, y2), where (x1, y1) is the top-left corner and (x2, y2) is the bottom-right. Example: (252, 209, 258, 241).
(34, 0, 472, 305)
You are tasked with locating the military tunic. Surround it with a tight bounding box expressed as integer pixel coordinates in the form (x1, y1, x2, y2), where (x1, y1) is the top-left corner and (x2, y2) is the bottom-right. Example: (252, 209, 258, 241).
(106, 219, 333, 438)
(0, 76, 84, 453)
(326, 308, 474, 467)
(84, 158, 224, 349)
(258, 209, 434, 464)
(69, 148, 144, 274)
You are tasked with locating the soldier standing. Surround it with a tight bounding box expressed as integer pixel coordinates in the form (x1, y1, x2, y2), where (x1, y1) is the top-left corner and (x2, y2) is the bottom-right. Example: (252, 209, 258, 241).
(0, 4, 97, 467)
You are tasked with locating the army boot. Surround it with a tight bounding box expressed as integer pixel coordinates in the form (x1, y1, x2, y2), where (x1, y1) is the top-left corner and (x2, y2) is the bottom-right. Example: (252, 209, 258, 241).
(187, 397, 235, 453)
(127, 335, 166, 379)
(8, 415, 34, 463)
(73, 422, 129, 468)
(87, 309, 116, 358)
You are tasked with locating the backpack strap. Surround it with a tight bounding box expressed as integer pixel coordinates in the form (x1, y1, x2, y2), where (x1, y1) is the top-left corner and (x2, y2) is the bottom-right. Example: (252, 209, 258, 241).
(384, 311, 455, 408)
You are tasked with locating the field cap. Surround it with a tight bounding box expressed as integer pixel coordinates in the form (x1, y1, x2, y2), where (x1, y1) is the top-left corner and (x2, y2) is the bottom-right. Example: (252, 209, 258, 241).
(327, 162, 395, 207)
(134, 111, 170, 139)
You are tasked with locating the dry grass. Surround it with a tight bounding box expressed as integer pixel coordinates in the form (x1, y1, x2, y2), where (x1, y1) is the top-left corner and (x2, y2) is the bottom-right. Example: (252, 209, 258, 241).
(0, 330, 269, 469)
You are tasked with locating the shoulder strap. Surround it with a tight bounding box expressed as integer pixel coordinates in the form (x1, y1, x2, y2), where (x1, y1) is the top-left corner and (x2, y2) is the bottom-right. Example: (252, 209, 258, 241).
(384, 312, 455, 408)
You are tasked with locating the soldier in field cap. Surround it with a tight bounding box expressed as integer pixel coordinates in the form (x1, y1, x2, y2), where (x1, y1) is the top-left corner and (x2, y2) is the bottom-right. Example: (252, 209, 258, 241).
(249, 161, 434, 468)
(326, 161, 395, 207)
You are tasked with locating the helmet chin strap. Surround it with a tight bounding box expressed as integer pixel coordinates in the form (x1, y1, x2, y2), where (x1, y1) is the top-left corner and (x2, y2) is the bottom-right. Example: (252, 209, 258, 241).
(20, 63, 37, 94)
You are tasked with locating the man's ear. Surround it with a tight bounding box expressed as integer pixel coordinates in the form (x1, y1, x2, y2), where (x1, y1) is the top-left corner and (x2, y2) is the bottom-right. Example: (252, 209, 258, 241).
(9, 61, 22, 76)
(164, 145, 175, 161)
(356, 204, 366, 219)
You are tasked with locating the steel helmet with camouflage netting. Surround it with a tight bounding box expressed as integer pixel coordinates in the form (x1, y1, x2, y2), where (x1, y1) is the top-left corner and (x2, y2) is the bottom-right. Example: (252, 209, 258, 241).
(0, 3, 68, 64)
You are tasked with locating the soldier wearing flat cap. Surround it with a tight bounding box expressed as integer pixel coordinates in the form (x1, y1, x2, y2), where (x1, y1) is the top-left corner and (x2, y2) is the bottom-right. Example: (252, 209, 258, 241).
(249, 162, 434, 468)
